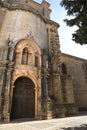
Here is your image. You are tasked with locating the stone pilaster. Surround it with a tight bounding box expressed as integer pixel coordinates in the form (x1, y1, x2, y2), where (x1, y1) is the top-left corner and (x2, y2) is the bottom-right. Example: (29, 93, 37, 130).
(52, 73, 65, 118)
(48, 25, 65, 118)
(41, 50, 48, 98)
(0, 68, 6, 96)
(1, 62, 14, 122)
(7, 41, 15, 61)
(40, 98, 55, 120)
(3, 47, 8, 61)
(40, 66, 50, 119)
(2, 70, 12, 122)
(9, 47, 14, 61)
(40, 50, 55, 119)
(61, 74, 78, 115)
(0, 62, 7, 121)
(0, 70, 4, 121)
(0, 49, 3, 60)
(0, 46, 8, 61)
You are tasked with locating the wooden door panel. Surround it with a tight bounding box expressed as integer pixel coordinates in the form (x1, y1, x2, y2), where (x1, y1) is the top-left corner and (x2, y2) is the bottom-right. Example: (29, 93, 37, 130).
(11, 77, 35, 119)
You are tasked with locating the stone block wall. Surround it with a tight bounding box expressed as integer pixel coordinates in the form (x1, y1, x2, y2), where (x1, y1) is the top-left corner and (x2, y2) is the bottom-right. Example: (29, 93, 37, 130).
(0, 9, 48, 49)
(0, 7, 6, 32)
(61, 53, 87, 110)
(1, 0, 86, 122)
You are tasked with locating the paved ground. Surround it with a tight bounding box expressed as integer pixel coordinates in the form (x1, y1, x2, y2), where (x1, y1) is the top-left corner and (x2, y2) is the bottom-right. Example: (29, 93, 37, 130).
(0, 114, 87, 130)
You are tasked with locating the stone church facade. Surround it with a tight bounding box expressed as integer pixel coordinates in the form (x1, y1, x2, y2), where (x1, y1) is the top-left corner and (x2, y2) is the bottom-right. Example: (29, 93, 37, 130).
(0, 0, 87, 122)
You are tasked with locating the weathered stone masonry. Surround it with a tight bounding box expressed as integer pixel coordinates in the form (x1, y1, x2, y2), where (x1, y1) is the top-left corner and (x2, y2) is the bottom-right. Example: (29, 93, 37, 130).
(0, 0, 87, 122)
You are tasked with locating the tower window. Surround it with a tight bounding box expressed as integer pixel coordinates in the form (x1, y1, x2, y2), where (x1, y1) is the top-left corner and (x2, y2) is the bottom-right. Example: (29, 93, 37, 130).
(62, 63, 67, 75)
(22, 48, 28, 65)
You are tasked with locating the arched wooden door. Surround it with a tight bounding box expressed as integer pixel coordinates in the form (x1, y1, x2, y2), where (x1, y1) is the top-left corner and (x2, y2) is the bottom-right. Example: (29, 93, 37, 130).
(11, 77, 35, 119)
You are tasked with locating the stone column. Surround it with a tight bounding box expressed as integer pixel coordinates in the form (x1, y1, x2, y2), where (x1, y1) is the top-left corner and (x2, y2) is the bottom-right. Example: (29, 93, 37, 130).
(41, 65, 56, 119)
(0, 46, 13, 61)
(47, 27, 51, 54)
(37, 68, 42, 119)
(9, 46, 15, 61)
(9, 85, 15, 116)
(0, 69, 6, 96)
(0, 49, 3, 60)
(41, 52, 48, 98)
(40, 67, 49, 119)
(0, 68, 6, 121)
(2, 46, 8, 61)
(2, 68, 13, 122)
(44, 68, 49, 98)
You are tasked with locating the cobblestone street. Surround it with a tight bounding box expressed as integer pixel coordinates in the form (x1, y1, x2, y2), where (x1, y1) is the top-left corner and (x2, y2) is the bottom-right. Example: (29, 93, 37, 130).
(0, 114, 87, 130)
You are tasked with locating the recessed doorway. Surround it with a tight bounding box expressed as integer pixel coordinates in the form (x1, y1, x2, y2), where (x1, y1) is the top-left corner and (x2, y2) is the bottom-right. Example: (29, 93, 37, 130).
(10, 76, 35, 119)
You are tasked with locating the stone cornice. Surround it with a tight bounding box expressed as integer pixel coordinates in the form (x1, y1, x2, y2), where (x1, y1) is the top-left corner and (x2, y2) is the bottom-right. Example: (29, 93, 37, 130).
(0, 2, 59, 27)
(61, 53, 87, 62)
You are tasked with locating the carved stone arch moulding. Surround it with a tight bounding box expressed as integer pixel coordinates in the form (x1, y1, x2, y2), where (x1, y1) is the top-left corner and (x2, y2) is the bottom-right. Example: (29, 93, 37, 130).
(15, 38, 41, 55)
(11, 72, 38, 89)
(10, 72, 41, 119)
(14, 38, 41, 66)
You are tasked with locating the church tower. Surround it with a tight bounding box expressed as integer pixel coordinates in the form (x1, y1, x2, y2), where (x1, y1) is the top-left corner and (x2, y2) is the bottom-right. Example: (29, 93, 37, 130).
(0, 0, 78, 122)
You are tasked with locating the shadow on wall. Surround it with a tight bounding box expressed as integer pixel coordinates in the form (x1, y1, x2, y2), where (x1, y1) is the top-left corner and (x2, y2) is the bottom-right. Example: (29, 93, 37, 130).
(61, 124, 87, 130)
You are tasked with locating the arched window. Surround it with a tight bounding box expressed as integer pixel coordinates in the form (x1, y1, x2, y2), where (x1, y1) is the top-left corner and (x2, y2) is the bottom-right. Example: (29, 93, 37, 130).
(35, 56, 38, 67)
(22, 48, 28, 65)
(62, 63, 67, 75)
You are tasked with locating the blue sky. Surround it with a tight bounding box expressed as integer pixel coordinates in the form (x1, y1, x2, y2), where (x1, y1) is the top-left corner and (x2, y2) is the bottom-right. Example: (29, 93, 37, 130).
(35, 0, 87, 59)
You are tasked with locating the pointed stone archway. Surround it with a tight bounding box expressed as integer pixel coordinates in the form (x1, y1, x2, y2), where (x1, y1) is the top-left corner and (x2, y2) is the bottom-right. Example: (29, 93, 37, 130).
(10, 76, 35, 119)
